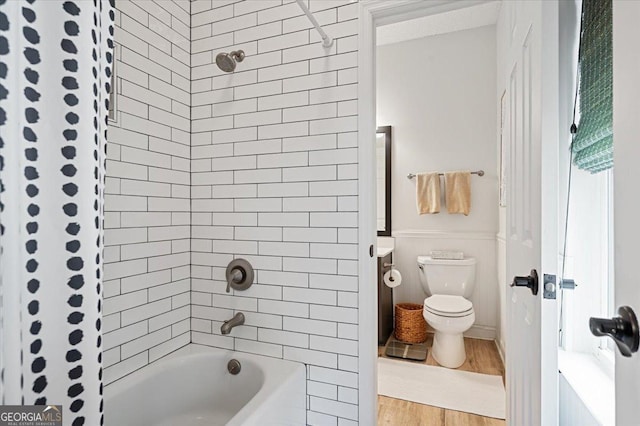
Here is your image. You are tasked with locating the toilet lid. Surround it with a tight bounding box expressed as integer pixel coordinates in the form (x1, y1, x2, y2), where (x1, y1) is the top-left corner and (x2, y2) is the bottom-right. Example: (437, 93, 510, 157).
(424, 295, 473, 316)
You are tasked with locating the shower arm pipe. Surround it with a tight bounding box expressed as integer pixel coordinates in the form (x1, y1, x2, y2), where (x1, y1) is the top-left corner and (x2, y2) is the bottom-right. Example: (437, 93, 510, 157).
(295, 0, 334, 47)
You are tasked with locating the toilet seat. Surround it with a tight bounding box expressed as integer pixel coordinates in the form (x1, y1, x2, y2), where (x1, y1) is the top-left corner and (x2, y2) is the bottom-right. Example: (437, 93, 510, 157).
(424, 295, 473, 318)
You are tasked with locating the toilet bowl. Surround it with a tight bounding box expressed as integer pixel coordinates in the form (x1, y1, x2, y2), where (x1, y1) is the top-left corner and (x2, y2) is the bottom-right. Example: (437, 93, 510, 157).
(417, 256, 477, 368)
(423, 294, 475, 368)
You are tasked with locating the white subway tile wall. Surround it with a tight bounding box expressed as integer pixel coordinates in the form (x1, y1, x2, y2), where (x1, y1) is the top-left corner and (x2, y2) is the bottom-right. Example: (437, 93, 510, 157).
(103, 0, 192, 385)
(191, 0, 359, 423)
(104, 0, 360, 422)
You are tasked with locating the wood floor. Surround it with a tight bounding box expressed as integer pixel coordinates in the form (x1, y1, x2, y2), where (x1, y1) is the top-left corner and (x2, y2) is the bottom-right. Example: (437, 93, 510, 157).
(378, 334, 506, 426)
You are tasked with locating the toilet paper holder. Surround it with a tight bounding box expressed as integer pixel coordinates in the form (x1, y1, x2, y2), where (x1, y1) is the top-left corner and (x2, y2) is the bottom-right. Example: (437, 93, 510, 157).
(383, 262, 395, 268)
(383, 267, 402, 288)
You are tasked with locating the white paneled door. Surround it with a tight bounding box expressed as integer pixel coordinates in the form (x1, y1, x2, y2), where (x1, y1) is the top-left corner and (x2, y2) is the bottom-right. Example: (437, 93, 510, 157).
(613, 1, 640, 423)
(504, 1, 559, 425)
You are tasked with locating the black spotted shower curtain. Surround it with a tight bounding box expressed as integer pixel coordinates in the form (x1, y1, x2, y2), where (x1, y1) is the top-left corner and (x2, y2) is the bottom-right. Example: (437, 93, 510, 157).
(0, 0, 114, 424)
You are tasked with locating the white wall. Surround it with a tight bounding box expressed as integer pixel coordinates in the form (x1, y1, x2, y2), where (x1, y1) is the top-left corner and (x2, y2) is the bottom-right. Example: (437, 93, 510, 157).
(376, 26, 499, 339)
(103, 0, 192, 385)
(190, 1, 360, 424)
(377, 26, 498, 234)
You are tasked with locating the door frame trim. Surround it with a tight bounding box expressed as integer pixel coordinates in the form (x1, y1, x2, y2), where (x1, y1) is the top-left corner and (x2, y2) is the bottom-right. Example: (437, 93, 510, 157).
(357, 1, 497, 422)
(539, 2, 561, 424)
(612, 2, 640, 423)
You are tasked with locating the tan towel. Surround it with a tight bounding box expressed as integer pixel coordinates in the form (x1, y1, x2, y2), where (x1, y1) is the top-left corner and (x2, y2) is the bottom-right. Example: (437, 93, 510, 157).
(416, 172, 441, 214)
(445, 171, 472, 215)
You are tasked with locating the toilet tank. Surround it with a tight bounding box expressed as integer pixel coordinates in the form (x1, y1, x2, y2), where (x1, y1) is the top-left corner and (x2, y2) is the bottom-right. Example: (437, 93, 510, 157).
(417, 256, 476, 298)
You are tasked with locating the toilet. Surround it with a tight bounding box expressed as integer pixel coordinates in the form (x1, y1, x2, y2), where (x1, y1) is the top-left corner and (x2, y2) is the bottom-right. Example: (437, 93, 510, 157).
(417, 255, 476, 368)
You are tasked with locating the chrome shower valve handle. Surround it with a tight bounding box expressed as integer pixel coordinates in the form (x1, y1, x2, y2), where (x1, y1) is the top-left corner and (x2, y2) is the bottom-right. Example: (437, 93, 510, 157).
(225, 259, 254, 293)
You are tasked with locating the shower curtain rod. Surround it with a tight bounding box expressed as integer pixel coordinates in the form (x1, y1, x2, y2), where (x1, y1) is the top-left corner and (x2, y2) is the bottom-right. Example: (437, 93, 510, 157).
(295, 0, 334, 47)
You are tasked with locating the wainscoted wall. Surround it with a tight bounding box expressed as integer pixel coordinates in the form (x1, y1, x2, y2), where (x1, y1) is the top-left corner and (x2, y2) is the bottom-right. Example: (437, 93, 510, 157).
(189, 0, 360, 424)
(376, 25, 499, 339)
(103, 0, 192, 385)
(393, 231, 498, 339)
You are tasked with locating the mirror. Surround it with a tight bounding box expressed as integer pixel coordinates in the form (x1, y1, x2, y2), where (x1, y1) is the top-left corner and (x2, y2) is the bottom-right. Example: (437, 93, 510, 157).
(377, 126, 392, 236)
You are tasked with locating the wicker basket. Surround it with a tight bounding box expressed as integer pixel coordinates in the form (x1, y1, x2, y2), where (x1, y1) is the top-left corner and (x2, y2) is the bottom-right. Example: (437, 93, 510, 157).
(394, 303, 427, 343)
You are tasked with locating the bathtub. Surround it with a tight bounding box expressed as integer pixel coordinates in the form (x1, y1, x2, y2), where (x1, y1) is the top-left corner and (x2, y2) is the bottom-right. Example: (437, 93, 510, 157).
(104, 344, 306, 425)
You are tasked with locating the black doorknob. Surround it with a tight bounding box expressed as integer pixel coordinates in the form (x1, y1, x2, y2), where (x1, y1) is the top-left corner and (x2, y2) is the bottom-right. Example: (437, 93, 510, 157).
(511, 269, 539, 295)
(590, 306, 640, 357)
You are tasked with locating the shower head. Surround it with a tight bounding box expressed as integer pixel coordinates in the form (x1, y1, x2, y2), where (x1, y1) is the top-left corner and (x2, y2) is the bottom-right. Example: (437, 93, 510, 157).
(215, 50, 245, 73)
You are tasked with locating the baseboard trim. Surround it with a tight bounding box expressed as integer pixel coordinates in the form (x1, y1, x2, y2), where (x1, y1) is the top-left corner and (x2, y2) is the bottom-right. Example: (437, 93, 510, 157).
(496, 339, 505, 365)
(463, 325, 496, 340)
(426, 324, 497, 340)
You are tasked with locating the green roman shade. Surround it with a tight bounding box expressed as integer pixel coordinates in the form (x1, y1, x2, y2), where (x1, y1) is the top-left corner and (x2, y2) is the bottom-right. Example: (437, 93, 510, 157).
(572, 0, 613, 173)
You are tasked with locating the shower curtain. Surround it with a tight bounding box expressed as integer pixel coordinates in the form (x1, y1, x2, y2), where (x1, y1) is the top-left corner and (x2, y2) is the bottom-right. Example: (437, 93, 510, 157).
(0, 1, 114, 424)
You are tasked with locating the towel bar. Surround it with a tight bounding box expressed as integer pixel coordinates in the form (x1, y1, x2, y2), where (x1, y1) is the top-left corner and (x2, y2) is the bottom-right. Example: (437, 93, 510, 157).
(407, 170, 484, 180)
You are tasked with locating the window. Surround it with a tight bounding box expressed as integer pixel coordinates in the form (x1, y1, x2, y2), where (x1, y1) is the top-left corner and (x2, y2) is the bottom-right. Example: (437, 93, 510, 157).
(560, 0, 614, 368)
(561, 166, 614, 375)
(572, 0, 613, 173)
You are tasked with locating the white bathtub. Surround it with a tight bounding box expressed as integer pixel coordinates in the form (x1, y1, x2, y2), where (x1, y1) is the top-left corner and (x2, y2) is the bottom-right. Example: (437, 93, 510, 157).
(104, 344, 306, 425)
